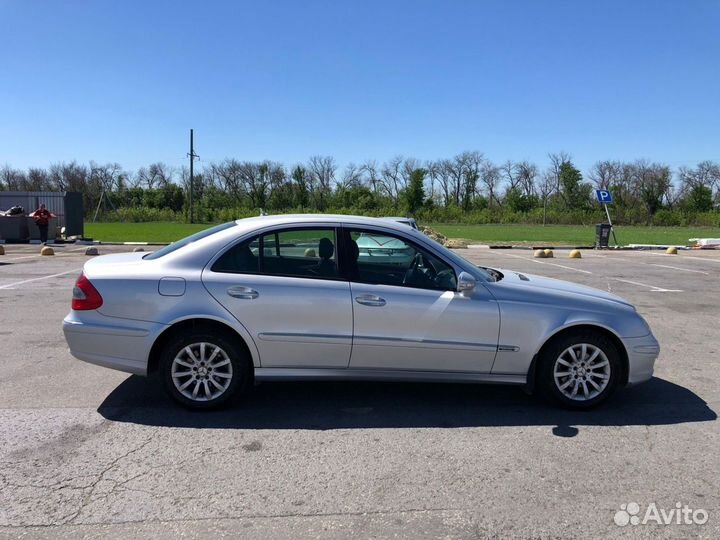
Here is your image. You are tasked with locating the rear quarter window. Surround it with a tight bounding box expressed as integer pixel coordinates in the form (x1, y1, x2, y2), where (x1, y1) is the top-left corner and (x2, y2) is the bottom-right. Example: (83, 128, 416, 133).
(143, 222, 237, 260)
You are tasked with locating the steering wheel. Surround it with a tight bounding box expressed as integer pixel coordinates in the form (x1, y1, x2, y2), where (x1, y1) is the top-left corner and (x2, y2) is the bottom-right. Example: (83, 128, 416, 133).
(403, 253, 437, 286)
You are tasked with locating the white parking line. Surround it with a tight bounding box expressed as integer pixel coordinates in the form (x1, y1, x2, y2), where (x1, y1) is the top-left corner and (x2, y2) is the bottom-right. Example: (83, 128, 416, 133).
(680, 255, 720, 264)
(570, 252, 714, 276)
(0, 255, 40, 262)
(648, 263, 709, 275)
(644, 252, 720, 264)
(497, 252, 593, 274)
(0, 268, 81, 290)
(538, 261, 593, 274)
(610, 278, 682, 293)
(492, 252, 688, 292)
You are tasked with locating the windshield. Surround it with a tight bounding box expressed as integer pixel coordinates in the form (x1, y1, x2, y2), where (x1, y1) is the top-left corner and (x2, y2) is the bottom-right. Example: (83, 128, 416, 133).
(143, 222, 237, 260)
(409, 229, 496, 282)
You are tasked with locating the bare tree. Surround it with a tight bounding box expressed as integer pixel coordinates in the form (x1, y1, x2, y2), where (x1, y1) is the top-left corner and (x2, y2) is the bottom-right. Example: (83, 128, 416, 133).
(424, 160, 440, 201)
(361, 160, 381, 194)
(211, 159, 245, 203)
(380, 156, 405, 204)
(453, 152, 469, 206)
(459, 152, 483, 210)
(538, 171, 556, 226)
(89, 162, 124, 193)
(48, 162, 90, 194)
(679, 160, 720, 201)
(339, 162, 363, 189)
(136, 162, 173, 190)
(589, 160, 622, 190)
(546, 151, 571, 194)
(434, 159, 453, 206)
(479, 161, 501, 207)
(25, 167, 53, 191)
(421, 152, 482, 208)
(401, 158, 420, 190)
(265, 161, 287, 202)
(0, 165, 27, 191)
(515, 161, 538, 197)
(500, 160, 520, 192)
(236, 162, 271, 209)
(291, 165, 310, 209)
(665, 180, 686, 210)
(307, 156, 336, 210)
(179, 166, 212, 206)
(628, 160, 672, 220)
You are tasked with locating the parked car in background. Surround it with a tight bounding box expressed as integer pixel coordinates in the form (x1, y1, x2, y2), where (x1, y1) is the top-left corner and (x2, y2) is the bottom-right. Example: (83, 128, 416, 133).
(64, 214, 659, 410)
(382, 216, 418, 229)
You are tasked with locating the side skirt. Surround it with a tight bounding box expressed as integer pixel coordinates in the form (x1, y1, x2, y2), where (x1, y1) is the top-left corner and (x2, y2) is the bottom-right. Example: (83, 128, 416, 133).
(254, 368, 527, 385)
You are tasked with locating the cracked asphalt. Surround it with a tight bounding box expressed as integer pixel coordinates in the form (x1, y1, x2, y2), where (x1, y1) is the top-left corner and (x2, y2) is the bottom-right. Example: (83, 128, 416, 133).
(0, 244, 718, 539)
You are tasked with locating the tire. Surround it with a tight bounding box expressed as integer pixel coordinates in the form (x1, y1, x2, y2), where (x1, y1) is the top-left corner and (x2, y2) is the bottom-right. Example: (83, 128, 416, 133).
(160, 331, 251, 410)
(537, 330, 621, 409)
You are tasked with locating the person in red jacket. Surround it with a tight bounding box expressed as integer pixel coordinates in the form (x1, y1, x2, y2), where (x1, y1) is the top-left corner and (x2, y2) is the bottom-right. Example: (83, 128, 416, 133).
(31, 204, 56, 244)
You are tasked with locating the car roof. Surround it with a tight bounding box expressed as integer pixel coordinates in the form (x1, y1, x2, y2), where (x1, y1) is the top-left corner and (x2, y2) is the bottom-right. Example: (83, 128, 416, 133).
(155, 214, 423, 267)
(233, 214, 415, 232)
(152, 213, 484, 280)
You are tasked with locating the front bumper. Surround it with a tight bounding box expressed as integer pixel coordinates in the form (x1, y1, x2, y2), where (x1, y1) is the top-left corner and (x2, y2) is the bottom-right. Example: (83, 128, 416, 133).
(63, 312, 166, 375)
(623, 333, 660, 385)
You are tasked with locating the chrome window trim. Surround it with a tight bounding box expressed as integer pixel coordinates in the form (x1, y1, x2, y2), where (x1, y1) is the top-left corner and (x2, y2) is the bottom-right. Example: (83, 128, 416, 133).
(205, 223, 347, 283)
(342, 225, 460, 293)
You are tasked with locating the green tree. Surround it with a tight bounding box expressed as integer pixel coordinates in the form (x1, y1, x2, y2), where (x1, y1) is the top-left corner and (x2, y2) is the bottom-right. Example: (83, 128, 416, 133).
(684, 184, 713, 213)
(462, 169, 478, 211)
(404, 168, 426, 214)
(504, 187, 537, 213)
(558, 161, 591, 210)
(291, 166, 309, 209)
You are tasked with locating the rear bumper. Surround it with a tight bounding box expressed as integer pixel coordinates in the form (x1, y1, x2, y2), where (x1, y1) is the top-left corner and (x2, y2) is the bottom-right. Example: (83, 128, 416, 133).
(63, 312, 166, 376)
(623, 333, 660, 385)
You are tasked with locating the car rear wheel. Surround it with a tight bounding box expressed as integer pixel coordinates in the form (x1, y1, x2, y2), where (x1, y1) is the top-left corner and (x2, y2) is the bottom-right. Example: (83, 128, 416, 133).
(538, 331, 621, 409)
(160, 331, 250, 409)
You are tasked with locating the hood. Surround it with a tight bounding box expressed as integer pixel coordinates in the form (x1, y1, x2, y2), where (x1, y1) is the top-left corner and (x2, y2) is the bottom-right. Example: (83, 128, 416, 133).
(491, 268, 635, 309)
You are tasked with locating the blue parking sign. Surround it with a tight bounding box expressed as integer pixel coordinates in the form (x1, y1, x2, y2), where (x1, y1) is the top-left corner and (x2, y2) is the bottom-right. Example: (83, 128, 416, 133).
(595, 189, 613, 203)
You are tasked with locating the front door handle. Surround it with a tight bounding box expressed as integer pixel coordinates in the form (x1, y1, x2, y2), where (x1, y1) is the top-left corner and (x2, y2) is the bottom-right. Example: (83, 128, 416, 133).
(355, 294, 386, 307)
(227, 286, 259, 300)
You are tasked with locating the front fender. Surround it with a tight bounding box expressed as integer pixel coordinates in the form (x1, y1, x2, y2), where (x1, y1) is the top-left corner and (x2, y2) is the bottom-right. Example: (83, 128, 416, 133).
(492, 300, 644, 376)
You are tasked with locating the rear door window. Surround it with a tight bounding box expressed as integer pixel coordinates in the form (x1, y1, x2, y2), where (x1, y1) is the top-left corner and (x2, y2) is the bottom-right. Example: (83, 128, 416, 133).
(212, 227, 340, 279)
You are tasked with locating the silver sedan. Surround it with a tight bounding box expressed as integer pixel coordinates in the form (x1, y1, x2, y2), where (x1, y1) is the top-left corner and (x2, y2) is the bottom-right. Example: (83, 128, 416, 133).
(63, 215, 659, 409)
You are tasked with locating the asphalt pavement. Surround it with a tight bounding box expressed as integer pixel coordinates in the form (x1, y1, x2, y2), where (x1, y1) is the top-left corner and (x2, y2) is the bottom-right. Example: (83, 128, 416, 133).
(0, 244, 718, 539)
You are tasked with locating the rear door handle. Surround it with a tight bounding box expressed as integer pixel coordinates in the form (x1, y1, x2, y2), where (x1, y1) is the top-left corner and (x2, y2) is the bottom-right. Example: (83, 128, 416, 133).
(227, 286, 259, 299)
(355, 294, 386, 307)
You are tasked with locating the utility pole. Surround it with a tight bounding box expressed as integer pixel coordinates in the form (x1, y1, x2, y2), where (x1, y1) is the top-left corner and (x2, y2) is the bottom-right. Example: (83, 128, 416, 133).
(187, 129, 199, 223)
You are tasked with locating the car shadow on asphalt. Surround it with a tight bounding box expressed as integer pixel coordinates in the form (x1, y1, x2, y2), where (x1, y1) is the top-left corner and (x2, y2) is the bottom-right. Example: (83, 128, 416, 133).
(97, 376, 716, 436)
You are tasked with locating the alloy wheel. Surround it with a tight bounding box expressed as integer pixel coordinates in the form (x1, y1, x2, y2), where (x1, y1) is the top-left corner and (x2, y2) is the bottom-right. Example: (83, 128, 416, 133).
(171, 342, 234, 402)
(552, 343, 611, 401)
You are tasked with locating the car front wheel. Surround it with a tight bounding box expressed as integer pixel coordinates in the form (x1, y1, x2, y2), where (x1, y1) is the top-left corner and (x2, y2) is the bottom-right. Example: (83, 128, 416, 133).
(538, 331, 621, 409)
(160, 332, 250, 409)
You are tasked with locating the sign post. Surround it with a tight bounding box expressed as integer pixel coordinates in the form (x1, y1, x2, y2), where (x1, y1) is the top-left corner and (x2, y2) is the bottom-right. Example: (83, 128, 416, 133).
(594, 189, 618, 246)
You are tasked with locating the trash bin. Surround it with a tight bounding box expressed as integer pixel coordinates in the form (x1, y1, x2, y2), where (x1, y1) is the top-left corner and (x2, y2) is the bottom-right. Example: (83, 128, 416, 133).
(595, 223, 612, 248)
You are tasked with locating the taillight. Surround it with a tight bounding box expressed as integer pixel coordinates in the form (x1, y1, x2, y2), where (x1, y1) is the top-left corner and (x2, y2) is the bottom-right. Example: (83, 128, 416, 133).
(72, 273, 103, 310)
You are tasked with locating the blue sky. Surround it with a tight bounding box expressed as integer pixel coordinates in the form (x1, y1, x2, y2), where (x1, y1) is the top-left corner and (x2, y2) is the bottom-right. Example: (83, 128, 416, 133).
(1, 0, 718, 174)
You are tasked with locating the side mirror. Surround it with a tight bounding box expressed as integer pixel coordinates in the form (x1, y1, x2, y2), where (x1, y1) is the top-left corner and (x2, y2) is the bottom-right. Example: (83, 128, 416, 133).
(457, 271, 476, 297)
